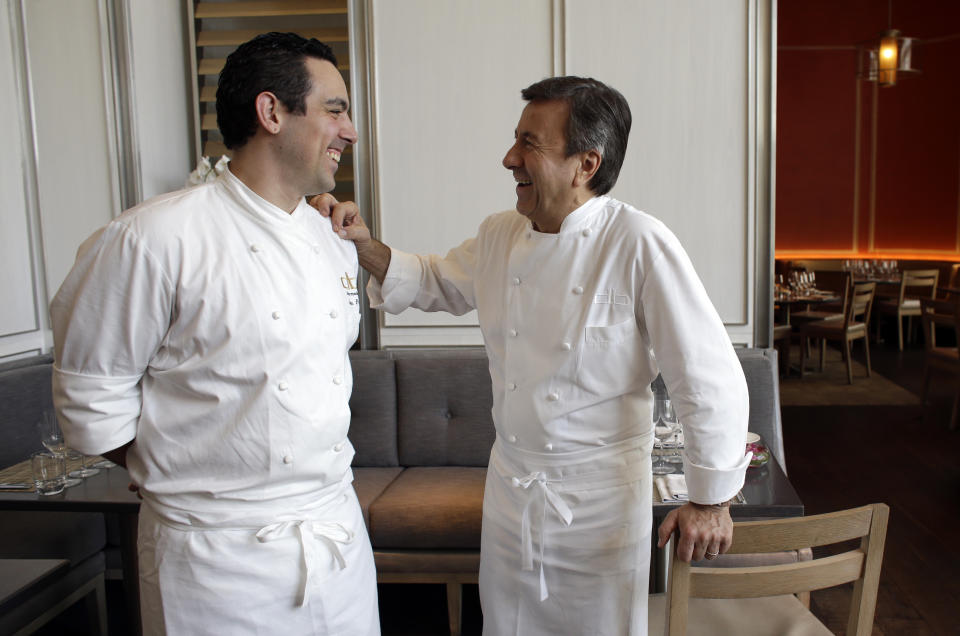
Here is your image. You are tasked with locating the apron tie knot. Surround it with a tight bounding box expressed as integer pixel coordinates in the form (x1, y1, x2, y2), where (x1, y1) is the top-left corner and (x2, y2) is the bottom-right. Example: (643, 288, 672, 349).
(511, 470, 573, 601)
(256, 519, 354, 606)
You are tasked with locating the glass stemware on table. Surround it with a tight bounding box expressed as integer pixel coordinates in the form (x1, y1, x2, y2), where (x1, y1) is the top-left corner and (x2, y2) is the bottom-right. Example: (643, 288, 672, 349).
(37, 410, 83, 487)
(652, 398, 682, 475)
(37, 409, 115, 483)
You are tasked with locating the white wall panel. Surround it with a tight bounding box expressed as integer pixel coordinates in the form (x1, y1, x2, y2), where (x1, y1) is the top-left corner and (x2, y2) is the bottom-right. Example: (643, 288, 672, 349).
(369, 0, 554, 344)
(24, 0, 119, 303)
(565, 0, 751, 327)
(129, 0, 192, 200)
(0, 3, 39, 340)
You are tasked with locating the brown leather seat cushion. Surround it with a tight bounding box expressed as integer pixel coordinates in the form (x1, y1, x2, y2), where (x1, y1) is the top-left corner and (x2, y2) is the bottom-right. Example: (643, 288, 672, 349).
(352, 466, 403, 528)
(368, 467, 486, 549)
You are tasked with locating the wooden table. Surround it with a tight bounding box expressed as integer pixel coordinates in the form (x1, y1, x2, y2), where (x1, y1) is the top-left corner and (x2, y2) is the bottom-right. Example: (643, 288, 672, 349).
(0, 464, 141, 635)
(774, 291, 841, 324)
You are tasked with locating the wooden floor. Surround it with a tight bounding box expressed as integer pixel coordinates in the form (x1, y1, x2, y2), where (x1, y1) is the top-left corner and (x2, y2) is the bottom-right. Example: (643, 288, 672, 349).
(783, 343, 960, 636)
(37, 341, 959, 636)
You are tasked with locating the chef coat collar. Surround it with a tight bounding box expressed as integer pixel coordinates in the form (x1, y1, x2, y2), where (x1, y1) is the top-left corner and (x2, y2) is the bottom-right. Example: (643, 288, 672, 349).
(528, 195, 608, 236)
(219, 167, 310, 227)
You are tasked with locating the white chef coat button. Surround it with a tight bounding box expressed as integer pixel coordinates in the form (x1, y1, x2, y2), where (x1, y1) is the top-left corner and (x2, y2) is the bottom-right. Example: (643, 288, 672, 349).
(508, 435, 518, 443)
(250, 244, 261, 253)
(509, 329, 518, 337)
(507, 382, 517, 391)
(561, 342, 572, 351)
(547, 392, 559, 402)
(513, 277, 521, 286)
(272, 311, 281, 320)
(544, 443, 554, 451)
(278, 381, 289, 391)
(573, 286, 584, 295)
(582, 228, 592, 237)
(282, 455, 293, 464)
(333, 376, 343, 385)
(330, 309, 338, 319)
(333, 442, 345, 452)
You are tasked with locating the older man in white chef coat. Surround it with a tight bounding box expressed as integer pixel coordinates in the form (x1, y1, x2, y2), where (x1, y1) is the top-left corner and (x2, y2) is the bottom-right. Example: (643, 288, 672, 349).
(318, 76, 750, 635)
(50, 33, 379, 635)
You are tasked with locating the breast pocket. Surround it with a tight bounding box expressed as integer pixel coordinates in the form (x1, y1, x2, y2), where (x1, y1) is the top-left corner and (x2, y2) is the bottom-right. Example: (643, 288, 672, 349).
(577, 319, 643, 397)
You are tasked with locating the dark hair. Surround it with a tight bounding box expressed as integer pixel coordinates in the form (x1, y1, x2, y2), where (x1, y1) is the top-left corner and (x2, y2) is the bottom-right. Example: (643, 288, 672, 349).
(521, 76, 632, 196)
(216, 32, 338, 149)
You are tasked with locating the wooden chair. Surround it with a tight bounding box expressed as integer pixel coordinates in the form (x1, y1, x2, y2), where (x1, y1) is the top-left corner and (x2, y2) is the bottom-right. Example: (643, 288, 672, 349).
(920, 297, 960, 430)
(874, 269, 939, 350)
(651, 503, 890, 636)
(790, 270, 850, 325)
(799, 281, 876, 384)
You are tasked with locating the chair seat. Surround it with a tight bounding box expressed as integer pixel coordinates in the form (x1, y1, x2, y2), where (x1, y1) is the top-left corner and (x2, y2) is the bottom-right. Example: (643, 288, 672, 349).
(929, 347, 960, 365)
(790, 310, 842, 323)
(878, 298, 921, 312)
(802, 321, 866, 338)
(648, 593, 832, 636)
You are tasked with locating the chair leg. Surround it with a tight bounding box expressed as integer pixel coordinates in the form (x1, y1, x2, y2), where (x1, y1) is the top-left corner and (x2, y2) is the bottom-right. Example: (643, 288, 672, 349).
(446, 582, 463, 636)
(863, 336, 871, 377)
(818, 339, 826, 372)
(84, 575, 108, 636)
(799, 335, 807, 378)
(844, 339, 853, 384)
(897, 313, 904, 351)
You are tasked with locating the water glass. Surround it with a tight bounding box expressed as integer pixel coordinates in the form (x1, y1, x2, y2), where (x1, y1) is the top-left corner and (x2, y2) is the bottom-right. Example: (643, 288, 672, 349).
(31, 451, 65, 495)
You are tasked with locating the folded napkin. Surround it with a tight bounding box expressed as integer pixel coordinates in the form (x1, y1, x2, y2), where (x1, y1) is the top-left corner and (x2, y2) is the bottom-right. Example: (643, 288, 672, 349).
(655, 474, 688, 502)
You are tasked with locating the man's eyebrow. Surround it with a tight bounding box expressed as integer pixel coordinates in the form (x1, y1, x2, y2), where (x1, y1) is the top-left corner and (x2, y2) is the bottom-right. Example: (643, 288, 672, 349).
(326, 97, 349, 110)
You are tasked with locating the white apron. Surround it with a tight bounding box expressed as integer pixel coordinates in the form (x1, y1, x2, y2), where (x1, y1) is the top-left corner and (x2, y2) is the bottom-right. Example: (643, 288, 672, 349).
(138, 474, 379, 636)
(479, 432, 654, 636)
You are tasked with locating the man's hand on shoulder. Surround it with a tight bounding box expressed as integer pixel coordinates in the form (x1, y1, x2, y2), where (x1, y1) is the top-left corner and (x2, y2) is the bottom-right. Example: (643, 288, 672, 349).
(307, 193, 391, 283)
(308, 193, 371, 248)
(656, 500, 733, 562)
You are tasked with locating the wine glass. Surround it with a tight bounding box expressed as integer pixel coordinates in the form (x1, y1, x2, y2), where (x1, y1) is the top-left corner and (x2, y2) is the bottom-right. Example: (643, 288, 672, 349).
(652, 398, 677, 475)
(658, 400, 684, 465)
(68, 450, 101, 479)
(37, 410, 82, 487)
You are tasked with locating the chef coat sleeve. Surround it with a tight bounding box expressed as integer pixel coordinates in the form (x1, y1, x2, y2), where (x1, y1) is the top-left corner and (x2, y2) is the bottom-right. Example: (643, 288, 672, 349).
(367, 236, 480, 316)
(639, 236, 751, 505)
(49, 222, 174, 455)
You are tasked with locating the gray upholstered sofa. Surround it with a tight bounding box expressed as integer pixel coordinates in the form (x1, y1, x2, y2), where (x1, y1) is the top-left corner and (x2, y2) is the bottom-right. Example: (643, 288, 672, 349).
(0, 347, 784, 635)
(0, 354, 108, 634)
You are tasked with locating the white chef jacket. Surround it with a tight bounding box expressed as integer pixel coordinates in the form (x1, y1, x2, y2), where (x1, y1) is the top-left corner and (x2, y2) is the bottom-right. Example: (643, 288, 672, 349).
(369, 195, 750, 635)
(50, 168, 378, 635)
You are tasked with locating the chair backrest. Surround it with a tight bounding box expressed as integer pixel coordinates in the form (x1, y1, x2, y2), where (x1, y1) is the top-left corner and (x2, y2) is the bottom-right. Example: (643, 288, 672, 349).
(898, 269, 939, 304)
(949, 263, 960, 289)
(919, 297, 960, 353)
(665, 503, 890, 636)
(845, 281, 876, 329)
(814, 270, 852, 316)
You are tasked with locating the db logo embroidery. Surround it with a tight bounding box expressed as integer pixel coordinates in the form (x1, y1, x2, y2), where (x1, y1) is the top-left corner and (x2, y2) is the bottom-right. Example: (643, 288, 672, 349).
(341, 272, 360, 306)
(594, 288, 630, 306)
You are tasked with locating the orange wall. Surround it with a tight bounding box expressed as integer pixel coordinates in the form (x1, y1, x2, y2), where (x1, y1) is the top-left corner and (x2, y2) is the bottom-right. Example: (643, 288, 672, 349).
(776, 0, 960, 260)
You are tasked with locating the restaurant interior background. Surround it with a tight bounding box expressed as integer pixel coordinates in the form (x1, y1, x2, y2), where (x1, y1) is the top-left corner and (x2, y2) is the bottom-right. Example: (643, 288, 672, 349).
(776, 0, 960, 273)
(1, 1, 960, 633)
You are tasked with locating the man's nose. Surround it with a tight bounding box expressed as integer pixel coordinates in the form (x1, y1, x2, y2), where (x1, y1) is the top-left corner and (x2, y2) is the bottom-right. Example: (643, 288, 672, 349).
(502, 142, 519, 169)
(342, 116, 359, 144)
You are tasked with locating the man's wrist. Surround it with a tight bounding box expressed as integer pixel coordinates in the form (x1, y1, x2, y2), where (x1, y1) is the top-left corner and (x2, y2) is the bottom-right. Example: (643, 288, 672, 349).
(691, 499, 732, 512)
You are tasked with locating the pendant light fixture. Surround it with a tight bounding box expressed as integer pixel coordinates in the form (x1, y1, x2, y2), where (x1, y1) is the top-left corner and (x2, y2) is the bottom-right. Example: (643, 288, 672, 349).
(856, 0, 919, 87)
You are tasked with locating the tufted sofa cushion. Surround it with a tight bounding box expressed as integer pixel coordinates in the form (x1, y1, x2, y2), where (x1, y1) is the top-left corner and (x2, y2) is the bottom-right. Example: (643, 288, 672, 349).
(395, 356, 495, 467)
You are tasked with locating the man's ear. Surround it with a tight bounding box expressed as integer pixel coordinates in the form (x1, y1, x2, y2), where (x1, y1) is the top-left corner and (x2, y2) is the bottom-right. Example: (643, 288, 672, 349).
(574, 149, 602, 188)
(254, 91, 283, 135)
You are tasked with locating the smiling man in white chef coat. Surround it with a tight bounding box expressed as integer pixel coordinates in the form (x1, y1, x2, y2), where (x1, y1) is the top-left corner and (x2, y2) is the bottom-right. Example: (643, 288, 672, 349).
(318, 76, 751, 635)
(50, 33, 379, 635)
